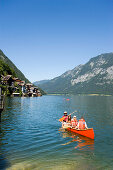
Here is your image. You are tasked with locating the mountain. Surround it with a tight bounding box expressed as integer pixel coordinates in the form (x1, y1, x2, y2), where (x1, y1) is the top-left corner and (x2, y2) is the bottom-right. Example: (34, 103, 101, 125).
(33, 80, 50, 86)
(0, 49, 30, 83)
(37, 53, 113, 95)
(0, 59, 16, 77)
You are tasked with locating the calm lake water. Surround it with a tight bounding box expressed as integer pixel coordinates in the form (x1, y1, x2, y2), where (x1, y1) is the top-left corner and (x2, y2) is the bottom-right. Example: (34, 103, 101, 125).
(0, 95, 113, 170)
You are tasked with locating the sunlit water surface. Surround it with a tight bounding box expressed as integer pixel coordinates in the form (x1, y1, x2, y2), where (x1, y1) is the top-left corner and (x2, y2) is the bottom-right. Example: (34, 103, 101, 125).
(0, 95, 113, 170)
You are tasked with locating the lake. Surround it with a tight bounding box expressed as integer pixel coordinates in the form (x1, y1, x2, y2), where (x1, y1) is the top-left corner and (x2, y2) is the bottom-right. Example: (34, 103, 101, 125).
(0, 95, 113, 170)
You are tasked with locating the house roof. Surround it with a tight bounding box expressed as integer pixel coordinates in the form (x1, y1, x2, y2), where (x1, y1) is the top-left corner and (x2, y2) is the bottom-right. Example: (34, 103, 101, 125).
(21, 81, 25, 83)
(2, 75, 13, 81)
(12, 93, 20, 94)
(26, 83, 33, 86)
(30, 87, 35, 90)
(15, 79, 21, 82)
(13, 77, 19, 81)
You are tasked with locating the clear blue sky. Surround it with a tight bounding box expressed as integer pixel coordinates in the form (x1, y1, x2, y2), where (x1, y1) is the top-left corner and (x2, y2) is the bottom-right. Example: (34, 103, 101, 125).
(0, 0, 113, 82)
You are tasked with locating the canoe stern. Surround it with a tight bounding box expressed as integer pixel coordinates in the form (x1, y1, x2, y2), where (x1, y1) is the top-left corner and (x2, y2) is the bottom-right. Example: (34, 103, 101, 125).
(67, 128, 94, 139)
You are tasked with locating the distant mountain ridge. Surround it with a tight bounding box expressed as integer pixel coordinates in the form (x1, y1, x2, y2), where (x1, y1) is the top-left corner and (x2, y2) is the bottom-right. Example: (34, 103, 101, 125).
(33, 80, 50, 86)
(0, 49, 30, 83)
(36, 52, 113, 95)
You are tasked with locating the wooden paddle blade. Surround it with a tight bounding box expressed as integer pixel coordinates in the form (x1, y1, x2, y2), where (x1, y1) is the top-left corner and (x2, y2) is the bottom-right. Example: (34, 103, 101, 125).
(59, 117, 65, 122)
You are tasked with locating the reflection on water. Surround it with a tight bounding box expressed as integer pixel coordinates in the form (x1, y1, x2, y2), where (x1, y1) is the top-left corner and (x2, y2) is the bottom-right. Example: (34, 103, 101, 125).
(59, 128, 94, 150)
(0, 96, 113, 170)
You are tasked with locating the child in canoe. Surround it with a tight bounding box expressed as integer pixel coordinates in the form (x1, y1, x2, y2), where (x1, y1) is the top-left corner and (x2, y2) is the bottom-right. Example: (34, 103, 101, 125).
(71, 116, 78, 128)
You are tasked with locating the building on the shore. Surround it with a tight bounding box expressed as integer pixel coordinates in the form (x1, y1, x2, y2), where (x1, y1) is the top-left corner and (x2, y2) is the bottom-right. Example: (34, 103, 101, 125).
(2, 75, 14, 86)
(25, 84, 42, 97)
(12, 92, 20, 97)
(1, 75, 42, 97)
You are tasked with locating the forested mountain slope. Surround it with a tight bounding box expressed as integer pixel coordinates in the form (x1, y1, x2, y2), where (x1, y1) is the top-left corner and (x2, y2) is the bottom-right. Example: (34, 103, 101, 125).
(37, 53, 113, 95)
(0, 50, 30, 83)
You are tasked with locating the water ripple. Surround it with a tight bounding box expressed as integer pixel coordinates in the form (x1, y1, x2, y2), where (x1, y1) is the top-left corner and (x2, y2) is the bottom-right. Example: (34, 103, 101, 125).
(0, 96, 113, 169)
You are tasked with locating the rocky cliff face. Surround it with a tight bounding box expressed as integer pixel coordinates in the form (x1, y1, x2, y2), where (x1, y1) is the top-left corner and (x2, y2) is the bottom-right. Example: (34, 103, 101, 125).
(37, 53, 113, 95)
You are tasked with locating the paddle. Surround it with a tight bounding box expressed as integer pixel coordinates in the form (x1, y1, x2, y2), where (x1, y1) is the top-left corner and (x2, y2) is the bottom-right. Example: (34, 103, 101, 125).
(59, 117, 65, 122)
(59, 110, 77, 122)
(69, 110, 77, 116)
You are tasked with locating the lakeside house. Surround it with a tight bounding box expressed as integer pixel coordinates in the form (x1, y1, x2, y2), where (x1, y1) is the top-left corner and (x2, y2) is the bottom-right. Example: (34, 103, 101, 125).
(0, 75, 42, 97)
(1, 75, 14, 86)
(26, 84, 42, 97)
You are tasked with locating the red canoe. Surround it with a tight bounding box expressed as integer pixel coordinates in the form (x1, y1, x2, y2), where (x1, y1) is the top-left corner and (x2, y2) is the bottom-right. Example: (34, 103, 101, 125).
(67, 128, 94, 139)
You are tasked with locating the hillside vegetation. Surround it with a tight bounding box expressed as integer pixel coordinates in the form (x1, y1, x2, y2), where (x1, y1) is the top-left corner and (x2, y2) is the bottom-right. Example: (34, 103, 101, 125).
(0, 59, 16, 77)
(0, 49, 46, 95)
(0, 50, 30, 83)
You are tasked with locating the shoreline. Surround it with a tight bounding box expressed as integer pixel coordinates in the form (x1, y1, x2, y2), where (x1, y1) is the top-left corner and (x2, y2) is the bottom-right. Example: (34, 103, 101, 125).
(47, 93, 112, 96)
